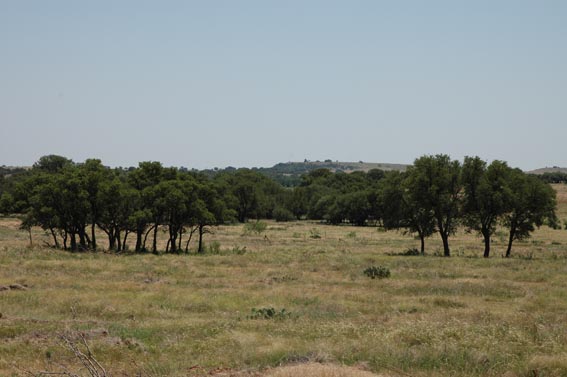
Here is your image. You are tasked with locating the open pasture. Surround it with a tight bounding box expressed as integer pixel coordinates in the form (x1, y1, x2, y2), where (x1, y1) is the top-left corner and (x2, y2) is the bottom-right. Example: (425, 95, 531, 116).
(1, 185, 567, 377)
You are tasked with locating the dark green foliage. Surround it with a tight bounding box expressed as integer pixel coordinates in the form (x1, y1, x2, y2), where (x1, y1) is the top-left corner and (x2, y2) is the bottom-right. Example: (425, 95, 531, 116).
(273, 206, 295, 222)
(537, 171, 567, 184)
(363, 266, 391, 279)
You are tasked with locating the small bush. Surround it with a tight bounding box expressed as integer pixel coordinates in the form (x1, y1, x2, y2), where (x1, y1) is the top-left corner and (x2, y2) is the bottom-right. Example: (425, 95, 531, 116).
(346, 231, 357, 239)
(248, 307, 291, 320)
(309, 228, 321, 239)
(273, 206, 295, 222)
(402, 247, 420, 256)
(204, 243, 246, 255)
(205, 241, 221, 254)
(243, 221, 268, 235)
(363, 266, 391, 279)
(230, 245, 247, 255)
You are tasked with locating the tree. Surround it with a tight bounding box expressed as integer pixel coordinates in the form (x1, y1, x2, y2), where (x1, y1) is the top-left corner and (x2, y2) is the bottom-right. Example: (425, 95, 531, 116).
(462, 158, 513, 257)
(78, 159, 111, 250)
(503, 170, 557, 257)
(97, 177, 138, 251)
(406, 155, 461, 257)
(379, 171, 436, 254)
(33, 155, 73, 173)
(338, 191, 371, 226)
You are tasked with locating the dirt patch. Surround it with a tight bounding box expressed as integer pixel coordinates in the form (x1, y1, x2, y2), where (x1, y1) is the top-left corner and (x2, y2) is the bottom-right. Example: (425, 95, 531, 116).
(0, 283, 29, 291)
(264, 363, 387, 377)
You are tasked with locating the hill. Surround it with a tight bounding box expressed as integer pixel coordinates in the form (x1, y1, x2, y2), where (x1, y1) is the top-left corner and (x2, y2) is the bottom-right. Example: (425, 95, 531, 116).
(528, 166, 567, 175)
(202, 160, 409, 187)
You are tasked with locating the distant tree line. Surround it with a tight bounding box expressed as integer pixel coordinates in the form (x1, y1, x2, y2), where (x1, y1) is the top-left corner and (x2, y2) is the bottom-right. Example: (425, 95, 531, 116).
(0, 154, 558, 258)
(535, 171, 567, 184)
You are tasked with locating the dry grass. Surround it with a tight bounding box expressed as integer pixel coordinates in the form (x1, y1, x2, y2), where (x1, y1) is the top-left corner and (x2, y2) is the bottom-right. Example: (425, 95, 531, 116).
(1, 185, 567, 377)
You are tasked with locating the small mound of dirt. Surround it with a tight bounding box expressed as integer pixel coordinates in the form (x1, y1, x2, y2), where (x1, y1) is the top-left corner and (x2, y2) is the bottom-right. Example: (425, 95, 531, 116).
(0, 283, 28, 291)
(264, 363, 387, 377)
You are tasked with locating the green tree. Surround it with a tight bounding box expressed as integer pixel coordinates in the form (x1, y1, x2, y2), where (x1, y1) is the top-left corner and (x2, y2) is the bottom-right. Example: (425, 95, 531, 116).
(379, 171, 436, 254)
(97, 177, 139, 251)
(406, 155, 462, 257)
(78, 159, 111, 250)
(503, 170, 557, 257)
(32, 155, 73, 173)
(462, 157, 512, 257)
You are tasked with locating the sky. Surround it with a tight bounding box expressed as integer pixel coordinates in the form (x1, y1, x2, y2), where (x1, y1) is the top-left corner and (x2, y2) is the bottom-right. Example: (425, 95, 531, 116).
(1, 1, 566, 170)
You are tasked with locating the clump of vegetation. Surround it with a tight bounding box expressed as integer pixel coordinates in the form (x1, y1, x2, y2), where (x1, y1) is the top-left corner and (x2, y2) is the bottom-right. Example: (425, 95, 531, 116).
(363, 266, 391, 279)
(243, 220, 268, 235)
(309, 228, 321, 239)
(203, 242, 247, 255)
(273, 206, 295, 222)
(248, 307, 291, 320)
(402, 247, 420, 256)
(205, 240, 221, 254)
(346, 231, 357, 239)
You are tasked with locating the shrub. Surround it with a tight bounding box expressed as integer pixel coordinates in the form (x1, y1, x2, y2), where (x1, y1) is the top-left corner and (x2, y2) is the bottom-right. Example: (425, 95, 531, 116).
(205, 241, 221, 254)
(248, 307, 291, 320)
(243, 221, 267, 235)
(273, 206, 295, 222)
(230, 245, 247, 255)
(363, 266, 391, 279)
(309, 228, 321, 239)
(402, 247, 420, 256)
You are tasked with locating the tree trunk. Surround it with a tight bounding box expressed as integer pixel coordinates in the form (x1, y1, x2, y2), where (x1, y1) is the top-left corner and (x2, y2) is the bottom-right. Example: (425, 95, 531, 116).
(50, 228, 60, 248)
(78, 227, 89, 250)
(70, 232, 77, 251)
(198, 225, 204, 253)
(419, 232, 425, 255)
(116, 230, 122, 252)
(143, 225, 155, 252)
(185, 226, 197, 253)
(135, 230, 143, 252)
(108, 233, 116, 251)
(152, 222, 159, 253)
(482, 228, 491, 258)
(169, 226, 177, 253)
(506, 227, 516, 258)
(440, 230, 450, 257)
(91, 223, 97, 251)
(28, 227, 33, 247)
(122, 231, 129, 251)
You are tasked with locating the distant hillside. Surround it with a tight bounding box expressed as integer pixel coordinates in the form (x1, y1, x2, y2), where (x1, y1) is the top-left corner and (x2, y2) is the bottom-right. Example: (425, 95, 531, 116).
(268, 160, 408, 174)
(202, 160, 409, 187)
(528, 167, 567, 175)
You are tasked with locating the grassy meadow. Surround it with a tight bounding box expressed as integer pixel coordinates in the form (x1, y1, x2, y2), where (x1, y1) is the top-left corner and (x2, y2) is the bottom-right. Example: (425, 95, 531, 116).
(1, 185, 567, 377)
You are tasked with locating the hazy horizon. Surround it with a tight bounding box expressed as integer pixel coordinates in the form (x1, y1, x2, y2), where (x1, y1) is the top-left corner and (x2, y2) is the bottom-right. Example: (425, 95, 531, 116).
(1, 1, 566, 171)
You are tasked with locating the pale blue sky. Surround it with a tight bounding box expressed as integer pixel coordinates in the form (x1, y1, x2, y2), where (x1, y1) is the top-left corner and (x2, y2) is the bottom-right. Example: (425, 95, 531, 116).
(1, 1, 566, 170)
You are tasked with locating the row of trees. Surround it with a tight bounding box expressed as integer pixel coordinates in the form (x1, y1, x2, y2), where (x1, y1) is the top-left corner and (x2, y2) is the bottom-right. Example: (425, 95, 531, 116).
(0, 154, 558, 257)
(0, 155, 288, 253)
(287, 155, 557, 257)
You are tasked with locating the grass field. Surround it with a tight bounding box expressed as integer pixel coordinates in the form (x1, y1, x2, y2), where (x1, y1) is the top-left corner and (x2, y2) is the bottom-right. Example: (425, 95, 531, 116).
(1, 186, 567, 377)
